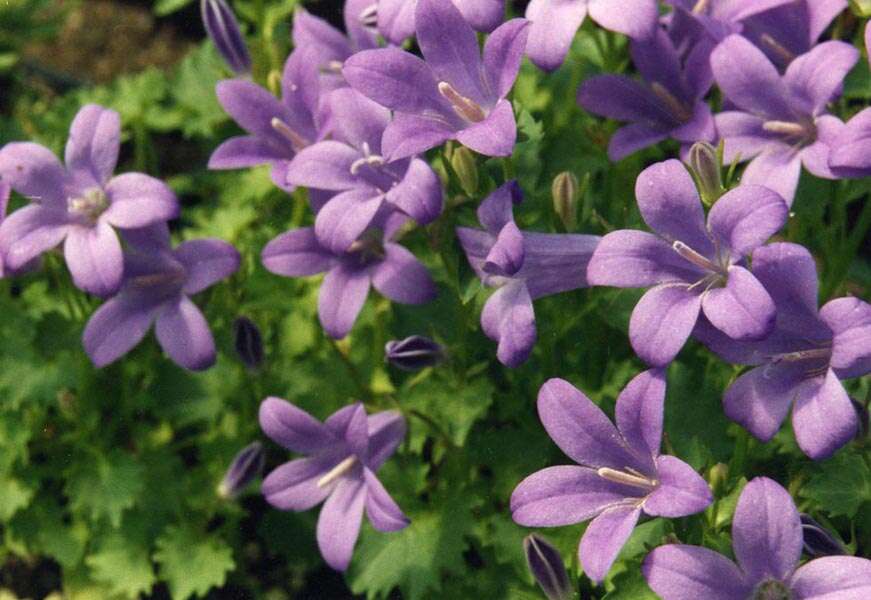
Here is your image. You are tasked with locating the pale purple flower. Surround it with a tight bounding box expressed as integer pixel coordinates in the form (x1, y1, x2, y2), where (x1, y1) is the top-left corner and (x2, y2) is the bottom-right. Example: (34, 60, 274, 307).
(693, 242, 871, 460)
(201, 0, 251, 75)
(643, 477, 871, 600)
(259, 398, 409, 571)
(711, 34, 858, 205)
(82, 224, 240, 371)
(828, 107, 871, 178)
(285, 88, 442, 252)
(511, 370, 712, 583)
(525, 0, 658, 71)
(0, 104, 179, 297)
(262, 215, 436, 339)
(208, 48, 324, 192)
(587, 159, 787, 368)
(343, 0, 529, 159)
(578, 28, 717, 161)
(377, 0, 505, 44)
(456, 182, 600, 367)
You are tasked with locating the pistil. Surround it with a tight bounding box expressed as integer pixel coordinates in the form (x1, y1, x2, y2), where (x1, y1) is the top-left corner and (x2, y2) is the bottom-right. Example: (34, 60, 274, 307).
(438, 81, 487, 123)
(763, 120, 808, 138)
(650, 82, 692, 123)
(759, 34, 796, 64)
(67, 188, 109, 223)
(672, 241, 721, 274)
(350, 142, 386, 175)
(270, 117, 309, 151)
(597, 467, 658, 491)
(317, 456, 357, 488)
(691, 0, 710, 14)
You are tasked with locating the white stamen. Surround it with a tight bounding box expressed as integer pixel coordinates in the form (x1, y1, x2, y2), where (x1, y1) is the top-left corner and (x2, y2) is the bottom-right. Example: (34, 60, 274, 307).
(438, 81, 487, 123)
(359, 3, 378, 27)
(325, 60, 345, 74)
(672, 241, 720, 273)
(597, 467, 657, 490)
(760, 34, 796, 64)
(350, 141, 386, 174)
(691, 0, 710, 14)
(763, 120, 807, 137)
(650, 82, 692, 122)
(270, 117, 309, 151)
(317, 456, 358, 488)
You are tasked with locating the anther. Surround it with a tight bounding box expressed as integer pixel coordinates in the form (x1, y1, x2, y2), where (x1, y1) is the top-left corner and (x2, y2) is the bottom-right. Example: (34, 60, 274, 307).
(597, 467, 657, 490)
(438, 81, 487, 123)
(760, 34, 796, 64)
(763, 120, 807, 137)
(672, 241, 720, 273)
(691, 0, 710, 14)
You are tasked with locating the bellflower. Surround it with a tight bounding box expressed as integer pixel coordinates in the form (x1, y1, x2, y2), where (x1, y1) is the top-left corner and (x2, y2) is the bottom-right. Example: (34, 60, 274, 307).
(262, 215, 436, 339)
(259, 398, 409, 571)
(208, 48, 323, 192)
(83, 224, 240, 371)
(694, 242, 871, 460)
(456, 182, 600, 367)
(343, 0, 529, 159)
(578, 29, 716, 162)
(376, 0, 505, 44)
(201, 0, 251, 75)
(524, 0, 658, 71)
(711, 34, 858, 204)
(0, 104, 179, 297)
(643, 477, 871, 600)
(587, 160, 787, 368)
(511, 370, 712, 583)
(285, 88, 443, 253)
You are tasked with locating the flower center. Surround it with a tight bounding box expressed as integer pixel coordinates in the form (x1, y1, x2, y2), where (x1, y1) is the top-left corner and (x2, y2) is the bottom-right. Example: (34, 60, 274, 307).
(762, 120, 816, 145)
(317, 456, 357, 488)
(347, 228, 386, 263)
(350, 142, 387, 175)
(270, 117, 309, 152)
(765, 345, 832, 379)
(67, 187, 109, 223)
(129, 263, 187, 290)
(650, 82, 692, 123)
(438, 81, 487, 123)
(751, 579, 792, 600)
(596, 467, 658, 492)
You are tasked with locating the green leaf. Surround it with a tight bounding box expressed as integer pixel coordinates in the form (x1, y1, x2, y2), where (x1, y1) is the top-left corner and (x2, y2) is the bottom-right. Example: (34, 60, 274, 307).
(153, 0, 195, 16)
(65, 450, 145, 527)
(403, 376, 494, 448)
(85, 532, 156, 599)
(801, 452, 871, 518)
(154, 524, 235, 600)
(602, 565, 658, 600)
(0, 474, 34, 521)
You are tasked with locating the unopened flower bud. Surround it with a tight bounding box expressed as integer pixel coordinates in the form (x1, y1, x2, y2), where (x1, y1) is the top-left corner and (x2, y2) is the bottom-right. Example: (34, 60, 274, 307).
(523, 534, 572, 600)
(707, 462, 728, 493)
(800, 514, 847, 557)
(218, 441, 265, 499)
(551, 171, 579, 230)
(852, 0, 871, 18)
(234, 316, 264, 369)
(688, 142, 724, 205)
(450, 146, 478, 196)
(385, 335, 445, 371)
(201, 0, 251, 75)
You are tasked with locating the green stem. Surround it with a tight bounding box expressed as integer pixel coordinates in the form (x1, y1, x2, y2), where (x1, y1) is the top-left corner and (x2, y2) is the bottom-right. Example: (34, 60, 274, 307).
(405, 408, 456, 449)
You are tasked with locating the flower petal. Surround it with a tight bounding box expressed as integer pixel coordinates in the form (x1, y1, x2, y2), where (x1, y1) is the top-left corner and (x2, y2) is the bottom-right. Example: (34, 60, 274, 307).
(715, 110, 773, 163)
(258, 396, 334, 453)
(64, 104, 121, 186)
(316, 475, 367, 571)
(285, 141, 362, 191)
(64, 222, 123, 297)
(478, 180, 522, 234)
(608, 123, 671, 161)
(385, 158, 443, 225)
(208, 135, 288, 171)
(215, 79, 298, 151)
(792, 370, 857, 461)
(155, 295, 216, 371)
(784, 41, 858, 115)
(740, 148, 803, 207)
(315, 188, 385, 254)
(789, 556, 871, 600)
(484, 221, 524, 277)
(629, 284, 702, 367)
(643, 544, 752, 600)
(578, 75, 669, 124)
(483, 18, 530, 100)
(381, 113, 457, 161)
(103, 173, 179, 229)
(82, 293, 160, 368)
(0, 204, 69, 270)
(820, 296, 871, 378)
(262, 455, 339, 511)
(751, 242, 820, 322)
(455, 99, 517, 157)
(481, 279, 536, 367)
(615, 368, 666, 466)
(643, 455, 712, 517)
(588, 0, 658, 40)
(367, 410, 406, 470)
(318, 264, 371, 339)
(701, 266, 777, 341)
(261, 227, 334, 277)
(579, 505, 642, 584)
(723, 363, 805, 442)
(711, 34, 792, 118)
(173, 238, 240, 295)
(459, 0, 505, 32)
(524, 0, 588, 71)
(707, 185, 788, 256)
(587, 229, 700, 288)
(363, 468, 409, 532)
(343, 48, 443, 114)
(324, 88, 390, 153)
(371, 242, 436, 305)
(0, 142, 67, 207)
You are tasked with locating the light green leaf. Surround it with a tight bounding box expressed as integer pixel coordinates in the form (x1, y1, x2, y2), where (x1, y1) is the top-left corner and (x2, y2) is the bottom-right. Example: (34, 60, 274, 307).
(0, 475, 34, 521)
(801, 452, 871, 518)
(85, 532, 156, 599)
(154, 525, 235, 600)
(65, 450, 145, 527)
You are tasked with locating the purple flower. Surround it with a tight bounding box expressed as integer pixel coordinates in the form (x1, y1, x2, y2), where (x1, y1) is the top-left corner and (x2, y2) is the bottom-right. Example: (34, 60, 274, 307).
(200, 0, 251, 75)
(511, 370, 712, 583)
(82, 224, 240, 371)
(643, 477, 871, 599)
(694, 242, 871, 460)
(376, 0, 505, 44)
(711, 34, 858, 204)
(262, 215, 436, 339)
(208, 48, 324, 192)
(456, 182, 600, 367)
(218, 441, 265, 499)
(0, 104, 179, 297)
(587, 159, 787, 367)
(525, 0, 658, 71)
(285, 88, 443, 252)
(828, 107, 871, 178)
(343, 0, 529, 159)
(578, 29, 717, 161)
(259, 398, 409, 571)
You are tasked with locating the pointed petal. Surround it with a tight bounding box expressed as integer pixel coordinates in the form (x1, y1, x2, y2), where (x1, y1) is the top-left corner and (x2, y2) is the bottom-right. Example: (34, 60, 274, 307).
(382, 113, 456, 161)
(377, 0, 416, 44)
(711, 34, 792, 118)
(456, 99, 517, 157)
(173, 238, 240, 295)
(483, 18, 530, 99)
(343, 48, 443, 113)
(318, 264, 371, 339)
(325, 402, 369, 459)
(258, 396, 333, 453)
(0, 204, 69, 269)
(740, 149, 802, 207)
(82, 294, 159, 367)
(524, 0, 588, 71)
(789, 556, 871, 600)
(0, 142, 67, 207)
(208, 135, 288, 170)
(262, 227, 334, 277)
(751, 242, 820, 321)
(385, 158, 443, 225)
(459, 0, 505, 32)
(733, 476, 802, 581)
(707, 184, 788, 256)
(643, 455, 712, 517)
(588, 0, 658, 40)
(586, 229, 700, 287)
(323, 88, 390, 153)
(64, 104, 121, 185)
(262, 455, 337, 511)
(820, 297, 871, 378)
(366, 410, 406, 470)
(784, 41, 858, 115)
(608, 123, 670, 161)
(483, 221, 524, 277)
(372, 242, 436, 304)
(702, 266, 777, 341)
(315, 188, 385, 254)
(629, 284, 702, 367)
(578, 75, 670, 124)
(215, 79, 298, 149)
(629, 28, 685, 96)
(792, 371, 857, 460)
(103, 173, 179, 229)
(643, 544, 752, 600)
(615, 368, 666, 465)
(723, 363, 804, 442)
(64, 222, 123, 297)
(477, 180, 521, 233)
(285, 141, 362, 191)
(579, 505, 642, 584)
(518, 231, 600, 298)
(801, 115, 845, 180)
(363, 468, 409, 532)
(316, 475, 367, 571)
(715, 111, 773, 163)
(155, 295, 216, 370)
(481, 279, 536, 367)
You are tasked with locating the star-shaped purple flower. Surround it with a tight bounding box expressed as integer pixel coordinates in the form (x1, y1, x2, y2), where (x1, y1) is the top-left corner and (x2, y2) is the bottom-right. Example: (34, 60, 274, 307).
(262, 214, 436, 339)
(525, 0, 658, 71)
(285, 88, 442, 253)
(694, 242, 871, 460)
(643, 476, 871, 599)
(0, 104, 179, 297)
(376, 0, 505, 44)
(578, 28, 717, 161)
(259, 397, 409, 571)
(208, 48, 324, 192)
(456, 182, 600, 367)
(83, 224, 240, 371)
(587, 159, 788, 367)
(343, 0, 529, 159)
(511, 369, 712, 583)
(712, 34, 858, 204)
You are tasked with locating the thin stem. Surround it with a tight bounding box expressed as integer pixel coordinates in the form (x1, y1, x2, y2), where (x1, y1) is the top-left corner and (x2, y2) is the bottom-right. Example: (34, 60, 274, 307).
(405, 408, 456, 449)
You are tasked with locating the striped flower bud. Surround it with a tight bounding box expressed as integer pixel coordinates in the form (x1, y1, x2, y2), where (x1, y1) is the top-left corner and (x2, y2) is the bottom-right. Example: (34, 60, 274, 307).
(385, 335, 445, 371)
(688, 142, 724, 205)
(234, 316, 264, 369)
(201, 0, 251, 75)
(218, 441, 265, 499)
(524, 534, 572, 600)
(450, 146, 479, 197)
(551, 171, 579, 230)
(799, 514, 847, 558)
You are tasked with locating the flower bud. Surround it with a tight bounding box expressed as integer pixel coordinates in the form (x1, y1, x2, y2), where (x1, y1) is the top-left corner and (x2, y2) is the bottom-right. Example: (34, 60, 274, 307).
(218, 441, 265, 499)
(799, 513, 847, 557)
(523, 534, 572, 600)
(450, 146, 478, 197)
(688, 142, 724, 205)
(707, 462, 728, 494)
(551, 171, 579, 230)
(384, 335, 445, 371)
(851, 396, 869, 440)
(234, 316, 264, 369)
(852, 0, 871, 18)
(201, 0, 252, 75)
